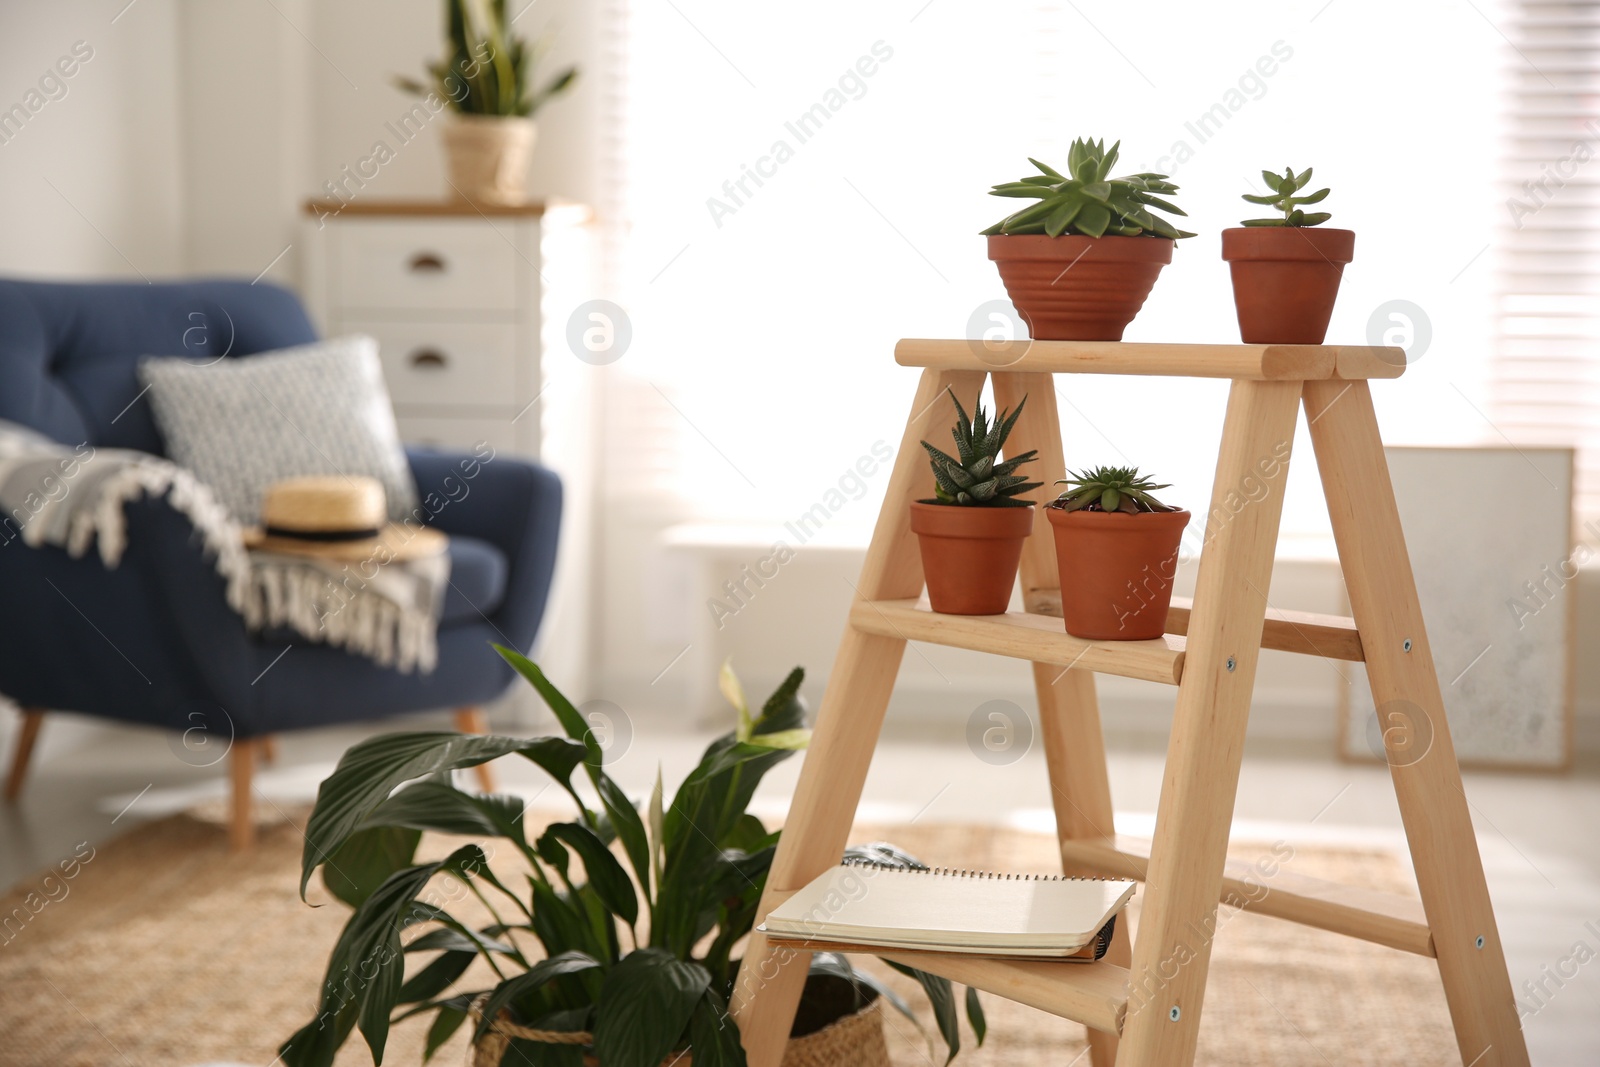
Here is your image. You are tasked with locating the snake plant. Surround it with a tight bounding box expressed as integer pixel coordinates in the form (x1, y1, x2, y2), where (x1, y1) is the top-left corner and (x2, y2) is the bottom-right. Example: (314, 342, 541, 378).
(282, 653, 984, 1067)
(921, 390, 1042, 507)
(1053, 466, 1176, 514)
(981, 138, 1196, 240)
(1240, 167, 1332, 227)
(394, 0, 577, 117)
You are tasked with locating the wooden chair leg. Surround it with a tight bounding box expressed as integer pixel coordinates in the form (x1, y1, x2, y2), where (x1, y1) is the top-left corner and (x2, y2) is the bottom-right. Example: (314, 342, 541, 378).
(1305, 381, 1530, 1066)
(258, 734, 279, 765)
(4, 708, 44, 802)
(453, 706, 496, 792)
(230, 738, 257, 852)
(1117, 380, 1301, 1066)
(994, 374, 1127, 1066)
(732, 368, 986, 1067)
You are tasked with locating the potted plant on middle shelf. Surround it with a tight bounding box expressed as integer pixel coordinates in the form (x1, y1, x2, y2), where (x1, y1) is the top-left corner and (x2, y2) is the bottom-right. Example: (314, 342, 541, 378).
(1046, 466, 1189, 641)
(982, 137, 1196, 341)
(912, 390, 1042, 615)
(280, 651, 986, 1067)
(1222, 167, 1355, 344)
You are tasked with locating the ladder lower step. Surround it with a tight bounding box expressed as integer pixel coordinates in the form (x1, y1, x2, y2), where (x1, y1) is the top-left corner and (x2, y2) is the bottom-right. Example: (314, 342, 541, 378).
(850, 599, 1185, 685)
(766, 935, 1129, 1034)
(1027, 592, 1366, 662)
(1059, 835, 1435, 958)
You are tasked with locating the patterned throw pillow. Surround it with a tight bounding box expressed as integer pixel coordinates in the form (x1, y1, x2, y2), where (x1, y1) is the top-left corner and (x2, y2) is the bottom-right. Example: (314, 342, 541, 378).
(139, 335, 419, 525)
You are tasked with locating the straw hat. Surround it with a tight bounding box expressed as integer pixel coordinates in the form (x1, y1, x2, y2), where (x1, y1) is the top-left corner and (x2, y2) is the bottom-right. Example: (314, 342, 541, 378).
(242, 475, 445, 562)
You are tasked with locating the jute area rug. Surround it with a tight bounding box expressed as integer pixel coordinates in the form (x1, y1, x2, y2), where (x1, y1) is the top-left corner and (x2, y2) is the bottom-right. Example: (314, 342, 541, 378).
(0, 809, 1456, 1066)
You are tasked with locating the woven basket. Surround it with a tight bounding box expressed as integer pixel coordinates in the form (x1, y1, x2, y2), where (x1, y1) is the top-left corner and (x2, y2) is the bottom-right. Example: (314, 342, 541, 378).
(468, 995, 888, 1067)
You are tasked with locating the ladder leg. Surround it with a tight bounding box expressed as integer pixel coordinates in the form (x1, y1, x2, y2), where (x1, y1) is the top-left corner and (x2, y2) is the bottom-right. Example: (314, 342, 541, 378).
(1304, 380, 1529, 1066)
(1117, 380, 1302, 1066)
(993, 372, 1128, 1066)
(732, 367, 986, 1066)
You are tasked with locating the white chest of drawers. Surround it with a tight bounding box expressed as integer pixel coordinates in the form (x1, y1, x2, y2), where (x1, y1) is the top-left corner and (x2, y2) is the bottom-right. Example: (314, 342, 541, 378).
(301, 200, 584, 460)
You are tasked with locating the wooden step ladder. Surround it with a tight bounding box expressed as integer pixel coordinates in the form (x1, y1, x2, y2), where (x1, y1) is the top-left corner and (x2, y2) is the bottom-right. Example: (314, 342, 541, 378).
(729, 338, 1530, 1066)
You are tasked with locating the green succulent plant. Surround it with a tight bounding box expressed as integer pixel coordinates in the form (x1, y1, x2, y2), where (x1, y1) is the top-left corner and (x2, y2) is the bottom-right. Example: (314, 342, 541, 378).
(921, 390, 1042, 507)
(981, 138, 1196, 240)
(1052, 466, 1176, 515)
(1241, 167, 1332, 227)
(394, 0, 578, 117)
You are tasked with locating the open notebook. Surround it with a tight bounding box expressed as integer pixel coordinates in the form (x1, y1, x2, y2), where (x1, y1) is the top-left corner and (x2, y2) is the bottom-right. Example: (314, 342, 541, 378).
(760, 863, 1137, 960)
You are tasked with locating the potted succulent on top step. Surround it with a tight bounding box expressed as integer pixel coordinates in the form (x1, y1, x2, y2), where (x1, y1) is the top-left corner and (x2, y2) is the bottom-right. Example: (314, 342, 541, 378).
(1046, 466, 1189, 640)
(1222, 167, 1355, 344)
(912, 390, 1042, 615)
(982, 138, 1196, 341)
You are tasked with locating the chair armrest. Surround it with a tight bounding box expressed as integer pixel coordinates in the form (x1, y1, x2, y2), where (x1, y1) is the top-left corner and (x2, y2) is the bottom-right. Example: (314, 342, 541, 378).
(406, 446, 563, 650)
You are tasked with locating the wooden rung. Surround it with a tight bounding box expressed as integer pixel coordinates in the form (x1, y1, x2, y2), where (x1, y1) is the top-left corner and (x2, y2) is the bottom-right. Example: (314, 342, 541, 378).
(895, 339, 1407, 381)
(1028, 591, 1364, 662)
(766, 935, 1130, 1034)
(1058, 835, 1435, 957)
(850, 599, 1185, 685)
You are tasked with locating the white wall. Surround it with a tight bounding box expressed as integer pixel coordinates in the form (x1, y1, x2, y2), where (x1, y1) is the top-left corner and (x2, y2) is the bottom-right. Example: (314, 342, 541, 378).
(0, 0, 185, 279)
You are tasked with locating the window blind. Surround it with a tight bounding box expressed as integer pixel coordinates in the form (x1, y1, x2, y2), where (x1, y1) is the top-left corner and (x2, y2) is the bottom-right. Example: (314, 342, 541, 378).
(1491, 1, 1600, 520)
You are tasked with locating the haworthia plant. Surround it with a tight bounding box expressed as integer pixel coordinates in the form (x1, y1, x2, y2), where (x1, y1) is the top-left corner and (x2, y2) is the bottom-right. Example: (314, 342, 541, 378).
(1053, 465, 1177, 514)
(920, 390, 1042, 507)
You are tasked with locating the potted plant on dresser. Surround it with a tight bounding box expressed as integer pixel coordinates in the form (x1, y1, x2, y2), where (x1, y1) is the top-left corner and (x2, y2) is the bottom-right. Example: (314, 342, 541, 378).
(396, 0, 579, 206)
(280, 655, 985, 1067)
(912, 390, 1042, 615)
(1046, 466, 1189, 640)
(982, 137, 1196, 340)
(1222, 167, 1355, 343)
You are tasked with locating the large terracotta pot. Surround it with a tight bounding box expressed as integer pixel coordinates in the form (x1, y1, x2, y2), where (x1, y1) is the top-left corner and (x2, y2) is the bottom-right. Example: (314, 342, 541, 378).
(987, 234, 1174, 341)
(441, 115, 537, 206)
(1221, 227, 1355, 344)
(1046, 505, 1190, 640)
(910, 502, 1033, 615)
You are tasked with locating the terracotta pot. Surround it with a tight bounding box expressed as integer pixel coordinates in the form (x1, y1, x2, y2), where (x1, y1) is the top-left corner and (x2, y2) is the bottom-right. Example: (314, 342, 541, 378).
(987, 234, 1174, 341)
(1046, 505, 1190, 640)
(441, 115, 538, 206)
(1221, 227, 1355, 344)
(910, 502, 1033, 615)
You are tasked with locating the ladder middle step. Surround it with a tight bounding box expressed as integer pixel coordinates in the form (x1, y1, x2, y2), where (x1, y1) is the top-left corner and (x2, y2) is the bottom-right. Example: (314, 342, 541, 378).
(850, 599, 1185, 685)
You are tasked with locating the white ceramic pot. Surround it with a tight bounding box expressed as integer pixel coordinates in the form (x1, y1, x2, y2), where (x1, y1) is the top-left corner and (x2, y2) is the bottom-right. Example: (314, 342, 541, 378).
(440, 114, 537, 205)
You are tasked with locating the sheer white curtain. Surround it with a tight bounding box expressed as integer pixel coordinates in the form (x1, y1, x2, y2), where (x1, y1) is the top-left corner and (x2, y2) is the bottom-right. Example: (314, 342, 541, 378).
(607, 0, 1504, 541)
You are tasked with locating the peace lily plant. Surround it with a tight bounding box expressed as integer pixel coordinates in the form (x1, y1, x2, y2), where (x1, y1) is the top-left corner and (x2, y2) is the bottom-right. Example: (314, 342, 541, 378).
(282, 649, 984, 1067)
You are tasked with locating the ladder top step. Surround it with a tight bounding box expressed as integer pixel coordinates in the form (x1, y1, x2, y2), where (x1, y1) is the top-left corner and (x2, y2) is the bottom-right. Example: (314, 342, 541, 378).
(896, 338, 1407, 380)
(851, 599, 1185, 685)
(764, 933, 1130, 1034)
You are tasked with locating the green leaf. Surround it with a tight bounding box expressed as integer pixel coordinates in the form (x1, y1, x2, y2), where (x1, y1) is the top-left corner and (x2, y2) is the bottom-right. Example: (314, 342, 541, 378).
(300, 732, 584, 898)
(592, 950, 711, 1067)
(687, 989, 747, 1066)
(1241, 217, 1289, 227)
(1294, 166, 1313, 189)
(1287, 187, 1329, 206)
(363, 781, 530, 850)
(885, 961, 962, 1064)
(495, 648, 604, 770)
(1298, 211, 1333, 226)
(541, 822, 640, 927)
(1075, 202, 1112, 238)
(474, 951, 603, 1041)
(966, 986, 987, 1045)
(424, 1005, 467, 1062)
(1260, 169, 1284, 192)
(1044, 199, 1083, 237)
(719, 659, 752, 740)
(1240, 193, 1280, 205)
(1028, 156, 1063, 178)
(321, 825, 422, 908)
(399, 947, 476, 1004)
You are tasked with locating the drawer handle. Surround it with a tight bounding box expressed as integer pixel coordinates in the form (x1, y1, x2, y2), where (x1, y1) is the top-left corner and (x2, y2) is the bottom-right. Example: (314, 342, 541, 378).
(409, 348, 449, 369)
(408, 252, 447, 273)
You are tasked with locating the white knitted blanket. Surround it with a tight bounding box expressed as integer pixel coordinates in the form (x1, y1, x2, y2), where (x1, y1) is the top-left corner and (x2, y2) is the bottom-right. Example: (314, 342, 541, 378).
(0, 420, 445, 673)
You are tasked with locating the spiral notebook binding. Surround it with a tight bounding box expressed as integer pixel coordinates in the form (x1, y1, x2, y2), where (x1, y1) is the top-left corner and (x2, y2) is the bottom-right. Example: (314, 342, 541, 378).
(841, 860, 1116, 882)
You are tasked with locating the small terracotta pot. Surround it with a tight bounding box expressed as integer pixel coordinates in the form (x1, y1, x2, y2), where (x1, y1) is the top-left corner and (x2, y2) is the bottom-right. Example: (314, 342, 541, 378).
(1046, 506, 1190, 640)
(987, 234, 1174, 341)
(910, 502, 1033, 615)
(441, 115, 538, 206)
(1221, 227, 1355, 344)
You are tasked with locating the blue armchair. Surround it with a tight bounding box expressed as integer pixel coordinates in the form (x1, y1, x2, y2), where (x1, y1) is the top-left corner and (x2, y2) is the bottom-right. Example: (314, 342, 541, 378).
(0, 278, 562, 847)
